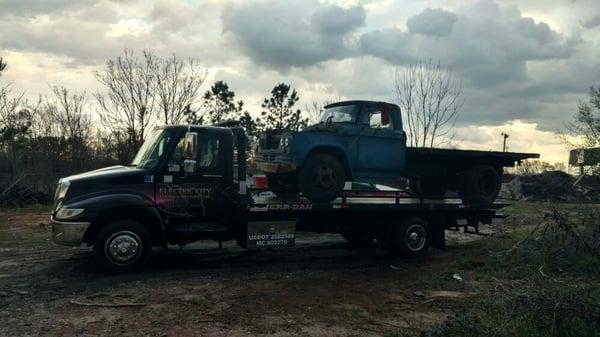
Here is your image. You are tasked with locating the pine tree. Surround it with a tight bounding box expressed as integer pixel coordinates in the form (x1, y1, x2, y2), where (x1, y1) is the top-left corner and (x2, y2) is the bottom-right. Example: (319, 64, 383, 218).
(203, 81, 243, 124)
(261, 83, 308, 131)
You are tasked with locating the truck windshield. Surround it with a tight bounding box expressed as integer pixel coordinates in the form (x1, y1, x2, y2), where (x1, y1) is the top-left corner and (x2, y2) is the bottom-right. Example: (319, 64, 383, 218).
(318, 105, 358, 124)
(131, 129, 171, 170)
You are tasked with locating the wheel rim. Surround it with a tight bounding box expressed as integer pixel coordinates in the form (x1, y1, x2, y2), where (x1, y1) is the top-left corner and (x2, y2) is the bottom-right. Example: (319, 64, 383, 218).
(105, 231, 142, 265)
(405, 224, 426, 251)
(312, 165, 336, 192)
(479, 174, 496, 196)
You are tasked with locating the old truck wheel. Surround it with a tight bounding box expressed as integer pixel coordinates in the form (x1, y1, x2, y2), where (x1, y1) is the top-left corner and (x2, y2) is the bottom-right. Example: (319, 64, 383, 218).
(459, 165, 501, 204)
(266, 173, 299, 196)
(389, 217, 431, 257)
(93, 220, 152, 273)
(298, 153, 346, 203)
(409, 178, 446, 199)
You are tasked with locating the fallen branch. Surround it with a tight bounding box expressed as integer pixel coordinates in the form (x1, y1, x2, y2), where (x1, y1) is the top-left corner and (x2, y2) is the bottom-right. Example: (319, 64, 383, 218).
(70, 299, 146, 307)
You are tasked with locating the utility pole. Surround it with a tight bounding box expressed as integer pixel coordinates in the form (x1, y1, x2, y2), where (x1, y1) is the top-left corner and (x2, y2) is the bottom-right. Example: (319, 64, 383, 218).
(501, 132, 509, 152)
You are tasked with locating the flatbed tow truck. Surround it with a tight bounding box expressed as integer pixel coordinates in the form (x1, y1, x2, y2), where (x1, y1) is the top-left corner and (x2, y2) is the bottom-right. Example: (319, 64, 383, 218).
(50, 124, 512, 273)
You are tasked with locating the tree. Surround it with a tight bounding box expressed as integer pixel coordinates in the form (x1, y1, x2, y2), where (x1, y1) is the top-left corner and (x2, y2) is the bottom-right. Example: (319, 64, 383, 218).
(563, 86, 600, 149)
(261, 83, 308, 131)
(94, 50, 156, 159)
(46, 85, 91, 163)
(0, 57, 6, 75)
(394, 60, 463, 148)
(153, 54, 207, 125)
(202, 81, 244, 124)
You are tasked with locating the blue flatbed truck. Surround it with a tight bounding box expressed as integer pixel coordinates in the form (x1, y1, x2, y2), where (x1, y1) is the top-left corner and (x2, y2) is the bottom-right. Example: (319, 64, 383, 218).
(51, 123, 509, 272)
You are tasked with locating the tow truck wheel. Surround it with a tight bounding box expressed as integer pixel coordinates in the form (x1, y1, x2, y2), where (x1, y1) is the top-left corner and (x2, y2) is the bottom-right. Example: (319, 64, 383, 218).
(93, 220, 152, 273)
(390, 217, 431, 257)
(298, 153, 346, 203)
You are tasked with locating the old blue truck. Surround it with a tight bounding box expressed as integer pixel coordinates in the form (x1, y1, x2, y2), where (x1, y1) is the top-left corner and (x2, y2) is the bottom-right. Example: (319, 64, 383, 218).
(255, 100, 539, 203)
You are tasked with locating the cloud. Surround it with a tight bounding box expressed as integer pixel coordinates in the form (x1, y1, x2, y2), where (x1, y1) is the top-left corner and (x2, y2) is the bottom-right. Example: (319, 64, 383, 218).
(581, 15, 600, 29)
(222, 1, 364, 69)
(360, 2, 578, 87)
(406, 8, 457, 37)
(311, 5, 366, 35)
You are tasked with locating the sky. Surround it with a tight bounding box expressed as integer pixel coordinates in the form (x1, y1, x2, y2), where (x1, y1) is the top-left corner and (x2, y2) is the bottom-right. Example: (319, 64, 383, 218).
(1, 0, 599, 165)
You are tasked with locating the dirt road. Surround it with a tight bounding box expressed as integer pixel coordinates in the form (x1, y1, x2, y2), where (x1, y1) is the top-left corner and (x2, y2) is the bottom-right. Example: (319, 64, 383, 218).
(0, 208, 513, 337)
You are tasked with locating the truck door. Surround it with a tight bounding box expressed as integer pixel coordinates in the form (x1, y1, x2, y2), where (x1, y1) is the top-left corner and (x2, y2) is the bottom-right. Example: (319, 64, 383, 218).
(155, 130, 233, 223)
(357, 104, 405, 172)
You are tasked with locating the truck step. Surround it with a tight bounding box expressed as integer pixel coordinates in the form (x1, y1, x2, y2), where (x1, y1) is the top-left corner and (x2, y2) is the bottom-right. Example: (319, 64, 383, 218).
(171, 222, 229, 241)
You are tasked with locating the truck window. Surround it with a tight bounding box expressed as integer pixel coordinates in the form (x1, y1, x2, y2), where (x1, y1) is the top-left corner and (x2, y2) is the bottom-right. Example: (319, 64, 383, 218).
(318, 105, 358, 124)
(197, 137, 220, 170)
(363, 107, 392, 129)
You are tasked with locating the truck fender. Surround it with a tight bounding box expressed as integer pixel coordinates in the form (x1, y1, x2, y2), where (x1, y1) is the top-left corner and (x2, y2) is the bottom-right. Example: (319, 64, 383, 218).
(73, 193, 165, 245)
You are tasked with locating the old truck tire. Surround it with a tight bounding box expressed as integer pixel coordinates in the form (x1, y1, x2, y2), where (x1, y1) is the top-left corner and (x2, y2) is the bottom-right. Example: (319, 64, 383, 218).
(389, 217, 431, 257)
(459, 165, 501, 204)
(266, 172, 299, 196)
(409, 178, 446, 199)
(298, 153, 346, 203)
(93, 220, 152, 273)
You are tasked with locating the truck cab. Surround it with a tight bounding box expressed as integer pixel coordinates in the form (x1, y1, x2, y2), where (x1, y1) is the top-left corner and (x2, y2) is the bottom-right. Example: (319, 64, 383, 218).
(256, 100, 408, 202)
(51, 124, 249, 272)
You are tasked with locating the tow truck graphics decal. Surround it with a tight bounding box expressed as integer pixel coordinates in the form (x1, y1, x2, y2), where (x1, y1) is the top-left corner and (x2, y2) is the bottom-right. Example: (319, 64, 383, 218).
(157, 185, 214, 217)
(249, 203, 312, 212)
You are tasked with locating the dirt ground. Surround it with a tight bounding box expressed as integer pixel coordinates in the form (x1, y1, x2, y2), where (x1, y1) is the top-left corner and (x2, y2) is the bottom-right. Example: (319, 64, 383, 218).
(0, 206, 530, 337)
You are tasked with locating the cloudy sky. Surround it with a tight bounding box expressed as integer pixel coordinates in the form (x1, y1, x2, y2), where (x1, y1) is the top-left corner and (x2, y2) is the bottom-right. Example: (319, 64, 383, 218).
(1, 0, 599, 164)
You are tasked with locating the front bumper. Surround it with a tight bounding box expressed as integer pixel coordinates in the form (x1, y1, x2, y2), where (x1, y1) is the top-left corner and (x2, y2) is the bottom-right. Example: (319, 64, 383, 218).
(254, 151, 297, 173)
(51, 217, 91, 246)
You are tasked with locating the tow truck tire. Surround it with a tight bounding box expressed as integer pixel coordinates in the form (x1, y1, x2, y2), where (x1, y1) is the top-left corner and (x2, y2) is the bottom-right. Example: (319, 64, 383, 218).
(298, 153, 346, 203)
(266, 173, 299, 196)
(389, 217, 431, 257)
(459, 165, 501, 204)
(93, 220, 152, 273)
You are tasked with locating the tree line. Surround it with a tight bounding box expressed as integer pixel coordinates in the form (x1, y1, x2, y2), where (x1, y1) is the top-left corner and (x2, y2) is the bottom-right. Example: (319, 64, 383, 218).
(0, 50, 309, 197)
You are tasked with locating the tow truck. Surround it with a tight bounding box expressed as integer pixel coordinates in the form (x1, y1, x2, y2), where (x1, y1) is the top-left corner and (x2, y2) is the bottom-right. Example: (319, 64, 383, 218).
(51, 124, 509, 272)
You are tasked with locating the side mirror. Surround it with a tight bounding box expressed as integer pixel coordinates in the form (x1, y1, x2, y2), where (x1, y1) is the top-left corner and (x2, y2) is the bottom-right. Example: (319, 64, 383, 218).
(183, 132, 198, 173)
(184, 132, 197, 159)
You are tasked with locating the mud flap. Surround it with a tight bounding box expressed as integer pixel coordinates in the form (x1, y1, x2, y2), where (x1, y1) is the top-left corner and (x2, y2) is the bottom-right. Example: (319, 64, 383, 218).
(429, 215, 446, 250)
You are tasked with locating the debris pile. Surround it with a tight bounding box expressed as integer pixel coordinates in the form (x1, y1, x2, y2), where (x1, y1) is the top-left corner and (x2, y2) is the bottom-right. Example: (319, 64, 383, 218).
(500, 171, 600, 202)
(0, 185, 51, 207)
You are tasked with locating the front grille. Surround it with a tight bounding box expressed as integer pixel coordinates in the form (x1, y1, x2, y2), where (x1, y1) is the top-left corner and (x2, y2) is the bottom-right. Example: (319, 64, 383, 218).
(261, 154, 276, 162)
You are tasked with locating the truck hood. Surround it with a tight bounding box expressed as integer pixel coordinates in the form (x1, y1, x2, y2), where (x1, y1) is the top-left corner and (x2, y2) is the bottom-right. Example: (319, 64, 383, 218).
(65, 165, 147, 184)
(60, 165, 151, 205)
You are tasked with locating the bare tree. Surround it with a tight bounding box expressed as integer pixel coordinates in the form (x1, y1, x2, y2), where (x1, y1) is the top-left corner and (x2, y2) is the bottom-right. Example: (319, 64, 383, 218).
(153, 54, 207, 124)
(305, 97, 342, 125)
(94, 50, 156, 157)
(562, 86, 600, 150)
(0, 57, 6, 75)
(47, 85, 90, 141)
(394, 60, 463, 148)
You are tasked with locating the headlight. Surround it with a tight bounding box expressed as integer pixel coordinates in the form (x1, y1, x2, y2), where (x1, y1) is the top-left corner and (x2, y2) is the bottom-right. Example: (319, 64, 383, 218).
(54, 179, 70, 209)
(55, 207, 84, 220)
(279, 137, 291, 149)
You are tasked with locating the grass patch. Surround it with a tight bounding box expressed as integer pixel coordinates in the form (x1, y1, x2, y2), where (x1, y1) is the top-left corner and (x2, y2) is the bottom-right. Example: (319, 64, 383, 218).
(423, 206, 600, 337)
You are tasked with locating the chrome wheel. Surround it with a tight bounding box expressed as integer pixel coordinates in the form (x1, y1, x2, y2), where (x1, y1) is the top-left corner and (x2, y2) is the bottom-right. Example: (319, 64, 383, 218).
(405, 224, 426, 252)
(105, 231, 142, 265)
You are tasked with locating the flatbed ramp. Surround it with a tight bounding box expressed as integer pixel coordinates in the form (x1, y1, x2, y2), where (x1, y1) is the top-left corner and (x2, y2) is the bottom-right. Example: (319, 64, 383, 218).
(241, 188, 507, 250)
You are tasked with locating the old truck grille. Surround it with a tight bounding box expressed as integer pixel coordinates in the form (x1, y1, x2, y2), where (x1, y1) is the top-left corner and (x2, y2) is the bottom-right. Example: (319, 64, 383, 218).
(261, 154, 276, 162)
